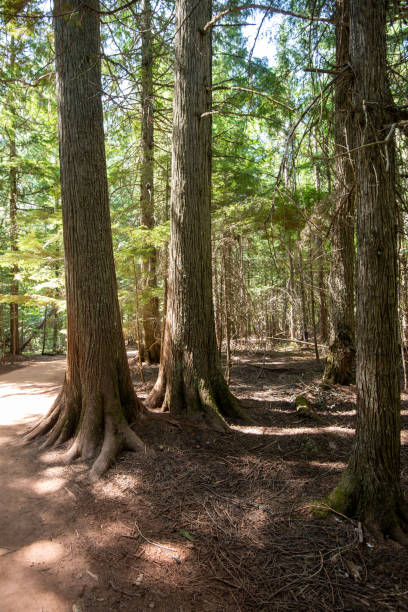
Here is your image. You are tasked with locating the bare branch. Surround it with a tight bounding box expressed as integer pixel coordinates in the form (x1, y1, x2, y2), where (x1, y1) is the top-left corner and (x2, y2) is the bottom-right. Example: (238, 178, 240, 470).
(211, 85, 294, 111)
(204, 4, 335, 31)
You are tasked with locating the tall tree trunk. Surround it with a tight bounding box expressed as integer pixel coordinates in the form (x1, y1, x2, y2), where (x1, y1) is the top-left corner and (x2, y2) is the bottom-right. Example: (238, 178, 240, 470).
(0, 304, 5, 361)
(9, 139, 19, 357)
(214, 250, 223, 354)
(139, 0, 160, 363)
(323, 0, 355, 384)
(9, 36, 19, 358)
(146, 0, 245, 428)
(317, 234, 329, 343)
(27, 0, 146, 480)
(223, 234, 233, 385)
(287, 249, 296, 338)
(401, 253, 408, 347)
(309, 236, 319, 361)
(298, 248, 308, 341)
(41, 306, 48, 355)
(52, 310, 59, 354)
(326, 0, 407, 540)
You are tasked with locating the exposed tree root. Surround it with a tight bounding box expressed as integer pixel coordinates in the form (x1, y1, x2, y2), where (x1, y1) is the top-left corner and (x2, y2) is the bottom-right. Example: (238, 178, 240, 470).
(146, 366, 250, 431)
(25, 379, 148, 480)
(322, 470, 408, 545)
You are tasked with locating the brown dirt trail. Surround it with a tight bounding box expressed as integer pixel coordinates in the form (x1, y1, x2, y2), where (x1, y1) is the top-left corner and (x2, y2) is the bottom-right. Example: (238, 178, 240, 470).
(1, 350, 408, 611)
(0, 357, 73, 612)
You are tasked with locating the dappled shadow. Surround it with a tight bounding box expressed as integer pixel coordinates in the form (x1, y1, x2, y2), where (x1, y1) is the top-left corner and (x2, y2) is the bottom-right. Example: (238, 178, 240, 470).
(1, 350, 408, 610)
(0, 420, 79, 611)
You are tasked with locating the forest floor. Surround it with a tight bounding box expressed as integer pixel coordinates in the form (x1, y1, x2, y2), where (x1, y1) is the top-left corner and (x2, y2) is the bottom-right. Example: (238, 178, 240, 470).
(1, 347, 408, 611)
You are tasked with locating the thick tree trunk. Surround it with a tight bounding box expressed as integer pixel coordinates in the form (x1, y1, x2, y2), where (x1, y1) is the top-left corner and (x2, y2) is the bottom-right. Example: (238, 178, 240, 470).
(27, 0, 146, 480)
(146, 0, 245, 429)
(139, 0, 160, 363)
(326, 0, 407, 540)
(323, 0, 355, 384)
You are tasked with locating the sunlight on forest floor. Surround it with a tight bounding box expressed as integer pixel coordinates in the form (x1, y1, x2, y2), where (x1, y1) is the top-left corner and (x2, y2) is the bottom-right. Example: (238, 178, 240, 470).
(0, 358, 65, 426)
(1, 352, 408, 610)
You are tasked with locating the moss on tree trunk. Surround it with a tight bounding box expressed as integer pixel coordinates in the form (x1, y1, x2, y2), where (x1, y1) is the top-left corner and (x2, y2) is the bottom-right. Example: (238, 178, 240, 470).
(325, 0, 407, 541)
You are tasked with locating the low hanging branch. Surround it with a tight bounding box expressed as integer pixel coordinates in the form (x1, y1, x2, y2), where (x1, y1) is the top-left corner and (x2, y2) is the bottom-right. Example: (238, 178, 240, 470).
(204, 4, 335, 32)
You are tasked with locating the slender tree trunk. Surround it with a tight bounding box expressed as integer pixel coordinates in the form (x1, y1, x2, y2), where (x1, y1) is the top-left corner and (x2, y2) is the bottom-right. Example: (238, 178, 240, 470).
(41, 306, 48, 355)
(281, 287, 289, 335)
(0, 304, 5, 361)
(288, 249, 296, 338)
(146, 0, 245, 428)
(323, 0, 356, 384)
(139, 0, 160, 363)
(298, 248, 308, 341)
(9, 147, 19, 358)
(27, 0, 147, 480)
(223, 235, 233, 385)
(317, 234, 329, 343)
(309, 237, 319, 361)
(401, 253, 408, 347)
(9, 37, 19, 358)
(214, 251, 223, 354)
(52, 311, 59, 354)
(326, 0, 407, 540)
(20, 307, 57, 353)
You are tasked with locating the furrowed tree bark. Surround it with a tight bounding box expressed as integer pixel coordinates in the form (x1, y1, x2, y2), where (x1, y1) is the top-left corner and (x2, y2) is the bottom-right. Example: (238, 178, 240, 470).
(27, 0, 147, 480)
(323, 0, 355, 385)
(325, 0, 408, 540)
(139, 0, 160, 364)
(145, 0, 246, 429)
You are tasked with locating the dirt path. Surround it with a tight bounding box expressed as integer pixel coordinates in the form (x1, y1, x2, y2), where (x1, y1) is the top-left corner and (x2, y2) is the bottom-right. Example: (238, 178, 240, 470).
(0, 357, 73, 612)
(1, 350, 408, 611)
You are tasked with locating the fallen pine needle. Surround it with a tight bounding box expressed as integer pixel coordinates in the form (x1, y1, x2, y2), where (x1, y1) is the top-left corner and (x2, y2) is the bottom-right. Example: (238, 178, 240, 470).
(133, 521, 178, 552)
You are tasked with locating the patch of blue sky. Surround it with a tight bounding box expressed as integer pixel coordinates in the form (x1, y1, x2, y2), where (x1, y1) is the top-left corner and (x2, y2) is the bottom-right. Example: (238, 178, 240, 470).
(242, 10, 283, 67)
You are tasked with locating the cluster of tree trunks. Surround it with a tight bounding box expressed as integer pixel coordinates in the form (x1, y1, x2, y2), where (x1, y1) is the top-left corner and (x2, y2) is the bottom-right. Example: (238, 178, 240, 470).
(23, 0, 407, 541)
(326, 0, 407, 540)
